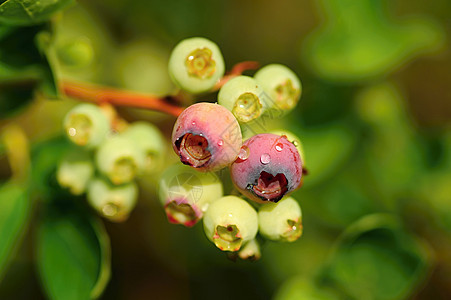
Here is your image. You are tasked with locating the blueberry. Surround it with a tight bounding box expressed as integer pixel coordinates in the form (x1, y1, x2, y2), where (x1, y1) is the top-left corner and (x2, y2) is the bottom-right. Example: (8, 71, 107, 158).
(168, 37, 225, 94)
(172, 102, 242, 172)
(203, 196, 258, 252)
(230, 133, 303, 203)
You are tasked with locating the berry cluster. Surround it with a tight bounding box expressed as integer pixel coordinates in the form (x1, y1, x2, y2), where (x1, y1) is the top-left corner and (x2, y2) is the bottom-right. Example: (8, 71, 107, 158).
(58, 103, 166, 222)
(59, 37, 305, 260)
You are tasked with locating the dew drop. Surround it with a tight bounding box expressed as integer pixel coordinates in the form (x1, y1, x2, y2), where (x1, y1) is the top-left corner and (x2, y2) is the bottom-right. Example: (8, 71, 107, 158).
(217, 140, 224, 146)
(260, 153, 271, 164)
(191, 121, 196, 126)
(238, 146, 249, 160)
(275, 143, 283, 152)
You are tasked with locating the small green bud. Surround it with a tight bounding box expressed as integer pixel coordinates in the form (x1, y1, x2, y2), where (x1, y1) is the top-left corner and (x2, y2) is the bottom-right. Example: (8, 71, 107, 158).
(203, 196, 258, 252)
(159, 164, 223, 227)
(168, 37, 225, 94)
(63, 104, 110, 148)
(56, 148, 94, 195)
(87, 178, 138, 222)
(218, 76, 268, 123)
(122, 122, 166, 173)
(95, 135, 145, 185)
(238, 239, 261, 261)
(254, 64, 302, 112)
(258, 197, 302, 242)
(57, 37, 94, 68)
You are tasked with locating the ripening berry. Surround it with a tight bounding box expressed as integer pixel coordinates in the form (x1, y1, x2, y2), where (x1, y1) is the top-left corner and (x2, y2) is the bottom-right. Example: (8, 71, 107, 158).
(270, 129, 305, 165)
(258, 197, 302, 242)
(168, 37, 225, 94)
(172, 102, 242, 172)
(56, 148, 94, 195)
(122, 122, 166, 173)
(238, 239, 261, 261)
(159, 164, 223, 227)
(218, 76, 268, 123)
(203, 196, 258, 252)
(254, 64, 302, 112)
(87, 178, 138, 222)
(95, 135, 145, 185)
(63, 103, 110, 148)
(230, 133, 303, 203)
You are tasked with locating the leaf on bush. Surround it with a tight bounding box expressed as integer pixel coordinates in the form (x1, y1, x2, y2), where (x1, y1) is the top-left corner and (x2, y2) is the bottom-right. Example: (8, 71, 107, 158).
(0, 181, 30, 281)
(0, 0, 75, 26)
(321, 214, 431, 300)
(30, 136, 72, 198)
(302, 0, 445, 82)
(36, 207, 111, 300)
(0, 23, 59, 118)
(293, 122, 357, 188)
(275, 277, 339, 300)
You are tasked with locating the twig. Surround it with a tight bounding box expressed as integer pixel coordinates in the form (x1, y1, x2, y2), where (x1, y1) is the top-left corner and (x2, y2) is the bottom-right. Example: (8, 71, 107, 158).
(61, 81, 184, 117)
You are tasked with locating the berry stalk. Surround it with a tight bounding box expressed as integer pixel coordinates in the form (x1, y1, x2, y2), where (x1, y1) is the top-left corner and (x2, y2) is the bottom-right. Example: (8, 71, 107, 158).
(61, 61, 259, 117)
(61, 81, 184, 117)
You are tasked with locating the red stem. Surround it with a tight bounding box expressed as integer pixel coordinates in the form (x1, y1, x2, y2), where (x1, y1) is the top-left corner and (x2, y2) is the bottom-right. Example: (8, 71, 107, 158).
(61, 61, 260, 117)
(61, 81, 184, 117)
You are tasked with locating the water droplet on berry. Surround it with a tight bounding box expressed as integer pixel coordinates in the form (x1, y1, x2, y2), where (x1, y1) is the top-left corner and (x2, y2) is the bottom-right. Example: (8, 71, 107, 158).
(275, 143, 283, 152)
(217, 140, 223, 146)
(260, 153, 271, 164)
(192, 121, 196, 126)
(238, 146, 249, 160)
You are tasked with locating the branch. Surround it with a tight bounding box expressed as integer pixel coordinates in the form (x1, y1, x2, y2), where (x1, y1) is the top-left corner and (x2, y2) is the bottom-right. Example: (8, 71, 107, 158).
(61, 61, 260, 117)
(214, 61, 260, 90)
(61, 81, 184, 117)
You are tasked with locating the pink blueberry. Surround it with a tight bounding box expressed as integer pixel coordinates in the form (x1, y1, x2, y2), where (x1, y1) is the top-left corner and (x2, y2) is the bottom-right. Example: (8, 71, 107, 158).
(172, 102, 242, 172)
(230, 133, 303, 203)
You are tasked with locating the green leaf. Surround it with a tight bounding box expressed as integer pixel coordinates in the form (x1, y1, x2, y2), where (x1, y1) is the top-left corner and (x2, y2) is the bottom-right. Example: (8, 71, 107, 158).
(322, 214, 431, 300)
(0, 181, 30, 281)
(31, 136, 72, 198)
(0, 23, 59, 117)
(36, 206, 111, 300)
(275, 277, 339, 300)
(292, 122, 357, 188)
(302, 0, 445, 82)
(0, 0, 75, 26)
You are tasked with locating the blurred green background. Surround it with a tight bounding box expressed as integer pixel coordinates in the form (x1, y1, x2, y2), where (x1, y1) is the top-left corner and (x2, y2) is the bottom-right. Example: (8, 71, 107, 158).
(1, 0, 451, 299)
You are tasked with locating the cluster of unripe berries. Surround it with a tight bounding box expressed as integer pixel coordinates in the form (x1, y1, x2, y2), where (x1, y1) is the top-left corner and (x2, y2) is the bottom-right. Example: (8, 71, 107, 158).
(59, 103, 166, 221)
(59, 37, 305, 260)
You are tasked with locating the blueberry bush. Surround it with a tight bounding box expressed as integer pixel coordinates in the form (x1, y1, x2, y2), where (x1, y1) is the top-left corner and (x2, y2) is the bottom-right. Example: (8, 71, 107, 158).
(1, 0, 450, 299)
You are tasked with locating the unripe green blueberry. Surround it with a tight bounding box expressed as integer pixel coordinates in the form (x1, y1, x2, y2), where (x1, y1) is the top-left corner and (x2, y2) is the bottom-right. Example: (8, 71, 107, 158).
(56, 148, 94, 195)
(95, 135, 145, 185)
(159, 164, 223, 227)
(218, 76, 268, 123)
(254, 64, 302, 112)
(258, 197, 302, 242)
(270, 129, 305, 165)
(203, 196, 258, 252)
(63, 103, 110, 148)
(168, 37, 225, 94)
(87, 178, 138, 222)
(57, 37, 94, 68)
(238, 239, 261, 261)
(122, 122, 166, 173)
